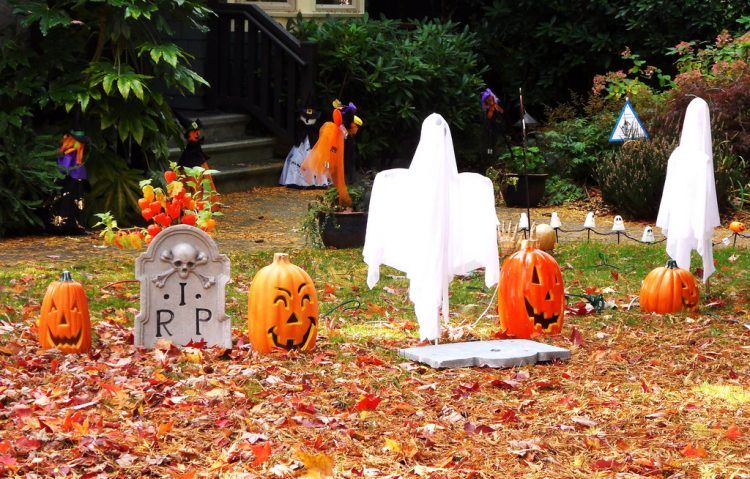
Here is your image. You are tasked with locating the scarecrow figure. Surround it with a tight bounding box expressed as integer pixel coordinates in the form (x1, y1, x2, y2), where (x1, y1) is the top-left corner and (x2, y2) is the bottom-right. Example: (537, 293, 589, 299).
(46, 127, 90, 235)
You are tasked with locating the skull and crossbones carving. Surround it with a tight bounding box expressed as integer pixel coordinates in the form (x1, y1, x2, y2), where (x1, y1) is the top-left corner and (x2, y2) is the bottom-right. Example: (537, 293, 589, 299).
(152, 243, 216, 289)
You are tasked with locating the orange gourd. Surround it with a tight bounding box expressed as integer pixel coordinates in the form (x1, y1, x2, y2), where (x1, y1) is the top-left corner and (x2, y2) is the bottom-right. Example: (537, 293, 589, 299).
(640, 260, 699, 314)
(38, 271, 92, 353)
(497, 240, 565, 338)
(729, 221, 745, 234)
(247, 253, 319, 354)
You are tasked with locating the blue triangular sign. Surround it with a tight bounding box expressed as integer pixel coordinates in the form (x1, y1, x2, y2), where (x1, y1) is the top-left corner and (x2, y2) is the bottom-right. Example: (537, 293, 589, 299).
(609, 99, 649, 142)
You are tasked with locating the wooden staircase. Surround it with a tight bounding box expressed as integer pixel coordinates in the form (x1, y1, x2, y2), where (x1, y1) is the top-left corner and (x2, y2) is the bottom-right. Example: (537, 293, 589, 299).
(169, 113, 284, 193)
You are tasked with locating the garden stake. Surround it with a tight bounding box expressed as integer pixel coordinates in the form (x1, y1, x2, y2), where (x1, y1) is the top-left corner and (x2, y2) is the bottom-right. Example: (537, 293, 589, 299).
(519, 88, 531, 229)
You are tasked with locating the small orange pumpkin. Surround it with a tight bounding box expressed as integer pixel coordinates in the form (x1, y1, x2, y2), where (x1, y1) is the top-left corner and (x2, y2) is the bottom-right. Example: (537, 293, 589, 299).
(497, 240, 565, 338)
(38, 271, 91, 353)
(640, 260, 699, 314)
(729, 221, 745, 234)
(247, 253, 318, 354)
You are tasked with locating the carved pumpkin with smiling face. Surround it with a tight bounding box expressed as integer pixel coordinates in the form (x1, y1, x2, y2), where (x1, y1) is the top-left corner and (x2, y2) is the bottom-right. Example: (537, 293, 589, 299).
(38, 271, 92, 354)
(640, 260, 699, 314)
(247, 253, 318, 354)
(497, 240, 565, 338)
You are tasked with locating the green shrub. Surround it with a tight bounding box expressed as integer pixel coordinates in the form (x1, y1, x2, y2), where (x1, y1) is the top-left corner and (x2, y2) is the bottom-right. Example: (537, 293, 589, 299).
(543, 175, 585, 206)
(597, 138, 674, 219)
(0, 130, 60, 236)
(540, 115, 615, 184)
(289, 16, 485, 169)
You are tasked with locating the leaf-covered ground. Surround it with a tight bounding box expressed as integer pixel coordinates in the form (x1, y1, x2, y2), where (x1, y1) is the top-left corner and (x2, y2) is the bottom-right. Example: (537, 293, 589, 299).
(1, 237, 749, 478)
(1, 187, 749, 478)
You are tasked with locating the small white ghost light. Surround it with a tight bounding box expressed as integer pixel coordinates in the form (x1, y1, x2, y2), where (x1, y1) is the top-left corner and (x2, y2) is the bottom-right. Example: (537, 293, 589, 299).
(612, 215, 625, 232)
(583, 212, 596, 229)
(641, 226, 655, 243)
(549, 212, 562, 229)
(518, 212, 529, 231)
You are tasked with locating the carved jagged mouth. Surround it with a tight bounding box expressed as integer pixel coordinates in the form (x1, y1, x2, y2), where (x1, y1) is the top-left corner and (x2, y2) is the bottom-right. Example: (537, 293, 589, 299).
(268, 316, 317, 350)
(524, 298, 560, 330)
(48, 327, 83, 347)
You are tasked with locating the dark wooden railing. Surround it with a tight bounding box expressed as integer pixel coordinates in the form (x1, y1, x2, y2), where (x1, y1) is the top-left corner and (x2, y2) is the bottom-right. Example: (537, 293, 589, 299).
(206, 2, 317, 144)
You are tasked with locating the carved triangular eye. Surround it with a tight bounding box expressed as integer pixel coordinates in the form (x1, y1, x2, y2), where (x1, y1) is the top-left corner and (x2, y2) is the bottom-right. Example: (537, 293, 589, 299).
(531, 267, 541, 285)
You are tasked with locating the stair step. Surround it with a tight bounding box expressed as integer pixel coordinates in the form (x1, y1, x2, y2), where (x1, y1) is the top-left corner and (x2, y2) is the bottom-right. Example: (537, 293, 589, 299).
(198, 113, 252, 142)
(175, 112, 252, 143)
(212, 161, 285, 193)
(169, 137, 275, 168)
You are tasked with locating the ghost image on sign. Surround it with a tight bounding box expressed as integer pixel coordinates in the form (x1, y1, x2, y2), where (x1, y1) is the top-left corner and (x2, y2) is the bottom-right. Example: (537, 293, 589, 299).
(656, 97, 720, 282)
(612, 215, 625, 232)
(363, 113, 500, 341)
(641, 226, 655, 243)
(135, 225, 231, 349)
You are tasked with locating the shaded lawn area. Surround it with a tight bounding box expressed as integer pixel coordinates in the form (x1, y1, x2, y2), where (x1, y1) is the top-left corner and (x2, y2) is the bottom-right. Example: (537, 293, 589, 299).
(0, 243, 749, 478)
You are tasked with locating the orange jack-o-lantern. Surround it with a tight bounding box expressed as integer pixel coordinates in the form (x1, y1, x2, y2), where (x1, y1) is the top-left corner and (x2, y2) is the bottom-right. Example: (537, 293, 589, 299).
(247, 253, 319, 354)
(729, 221, 745, 234)
(38, 271, 92, 353)
(640, 260, 699, 314)
(497, 240, 565, 338)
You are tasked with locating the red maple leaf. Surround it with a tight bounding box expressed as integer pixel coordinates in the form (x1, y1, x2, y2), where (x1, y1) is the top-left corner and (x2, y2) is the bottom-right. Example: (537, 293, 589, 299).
(355, 393, 382, 412)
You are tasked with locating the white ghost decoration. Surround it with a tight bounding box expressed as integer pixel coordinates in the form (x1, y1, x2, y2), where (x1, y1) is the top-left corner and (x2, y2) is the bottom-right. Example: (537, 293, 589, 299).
(583, 212, 596, 229)
(363, 113, 500, 341)
(656, 97, 720, 282)
(641, 226, 655, 243)
(549, 212, 562, 229)
(612, 215, 625, 232)
(518, 212, 529, 231)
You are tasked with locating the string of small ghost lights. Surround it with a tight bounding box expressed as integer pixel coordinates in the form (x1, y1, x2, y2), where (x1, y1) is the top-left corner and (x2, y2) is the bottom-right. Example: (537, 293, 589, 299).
(513, 212, 747, 246)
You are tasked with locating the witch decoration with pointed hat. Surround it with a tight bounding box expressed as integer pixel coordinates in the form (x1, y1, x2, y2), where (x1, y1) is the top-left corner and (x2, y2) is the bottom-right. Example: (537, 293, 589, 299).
(46, 113, 90, 235)
(300, 99, 362, 208)
(335, 99, 364, 185)
(173, 110, 217, 200)
(279, 106, 323, 187)
(480, 88, 505, 160)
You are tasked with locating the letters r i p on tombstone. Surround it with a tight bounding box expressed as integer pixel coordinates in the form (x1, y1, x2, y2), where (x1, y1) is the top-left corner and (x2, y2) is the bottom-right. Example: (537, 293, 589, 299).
(135, 224, 231, 348)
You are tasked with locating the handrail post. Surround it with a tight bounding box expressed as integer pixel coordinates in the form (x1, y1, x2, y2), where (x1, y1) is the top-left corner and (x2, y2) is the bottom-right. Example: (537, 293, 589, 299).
(204, 0, 221, 110)
(300, 40, 318, 108)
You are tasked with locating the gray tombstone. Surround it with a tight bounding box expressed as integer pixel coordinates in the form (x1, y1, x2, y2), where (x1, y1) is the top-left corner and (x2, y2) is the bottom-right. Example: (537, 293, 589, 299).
(399, 339, 570, 369)
(135, 224, 231, 349)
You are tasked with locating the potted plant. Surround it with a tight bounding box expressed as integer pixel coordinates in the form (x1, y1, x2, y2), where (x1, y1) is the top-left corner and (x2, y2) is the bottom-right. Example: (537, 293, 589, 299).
(490, 145, 549, 207)
(302, 181, 370, 248)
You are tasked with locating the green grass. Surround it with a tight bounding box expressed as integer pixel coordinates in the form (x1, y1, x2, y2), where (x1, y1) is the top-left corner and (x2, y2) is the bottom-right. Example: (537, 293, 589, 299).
(1, 243, 749, 345)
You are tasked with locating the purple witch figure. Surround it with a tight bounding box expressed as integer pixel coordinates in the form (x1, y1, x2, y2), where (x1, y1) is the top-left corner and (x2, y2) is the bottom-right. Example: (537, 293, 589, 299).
(46, 129, 90, 235)
(480, 87, 505, 159)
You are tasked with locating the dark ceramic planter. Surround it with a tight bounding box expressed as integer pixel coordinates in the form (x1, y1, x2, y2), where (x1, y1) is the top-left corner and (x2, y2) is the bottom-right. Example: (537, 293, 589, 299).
(502, 173, 548, 207)
(317, 211, 368, 249)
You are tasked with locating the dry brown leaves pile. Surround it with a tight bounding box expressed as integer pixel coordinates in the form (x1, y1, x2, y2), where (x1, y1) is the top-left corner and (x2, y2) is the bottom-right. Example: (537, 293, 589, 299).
(1, 305, 749, 478)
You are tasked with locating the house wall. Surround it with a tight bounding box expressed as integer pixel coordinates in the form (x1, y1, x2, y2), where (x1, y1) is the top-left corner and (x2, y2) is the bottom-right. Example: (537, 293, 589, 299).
(231, 0, 365, 25)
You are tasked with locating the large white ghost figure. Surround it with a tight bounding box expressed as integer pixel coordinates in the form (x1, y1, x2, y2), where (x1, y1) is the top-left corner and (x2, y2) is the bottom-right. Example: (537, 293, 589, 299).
(656, 97, 720, 282)
(363, 113, 500, 341)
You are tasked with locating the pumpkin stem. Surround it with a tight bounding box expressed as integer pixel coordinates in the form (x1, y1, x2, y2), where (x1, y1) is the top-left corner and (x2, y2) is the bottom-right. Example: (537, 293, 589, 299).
(60, 270, 74, 282)
(273, 253, 290, 264)
(665, 260, 678, 269)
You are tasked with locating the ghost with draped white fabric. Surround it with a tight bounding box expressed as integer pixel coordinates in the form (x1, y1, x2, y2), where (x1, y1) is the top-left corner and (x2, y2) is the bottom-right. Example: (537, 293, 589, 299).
(656, 97, 720, 282)
(363, 113, 500, 341)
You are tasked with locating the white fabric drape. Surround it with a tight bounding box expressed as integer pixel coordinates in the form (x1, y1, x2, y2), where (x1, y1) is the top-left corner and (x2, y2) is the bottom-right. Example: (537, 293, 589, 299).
(363, 113, 500, 340)
(279, 137, 327, 187)
(656, 97, 720, 282)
